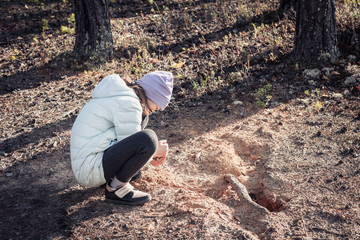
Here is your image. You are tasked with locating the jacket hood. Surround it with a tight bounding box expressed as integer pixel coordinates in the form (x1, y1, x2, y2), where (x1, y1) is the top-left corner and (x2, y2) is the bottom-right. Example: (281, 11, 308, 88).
(91, 74, 138, 99)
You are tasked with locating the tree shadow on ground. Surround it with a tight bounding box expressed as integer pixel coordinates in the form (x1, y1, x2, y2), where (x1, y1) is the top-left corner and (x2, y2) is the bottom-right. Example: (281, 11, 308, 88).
(152, 9, 283, 55)
(337, 28, 360, 56)
(110, 0, 218, 19)
(0, 0, 73, 47)
(113, 7, 283, 58)
(0, 139, 147, 239)
(0, 51, 83, 95)
(0, 115, 77, 154)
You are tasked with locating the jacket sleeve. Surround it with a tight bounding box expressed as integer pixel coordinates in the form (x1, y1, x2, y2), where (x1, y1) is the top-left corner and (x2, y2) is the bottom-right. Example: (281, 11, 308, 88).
(111, 96, 143, 142)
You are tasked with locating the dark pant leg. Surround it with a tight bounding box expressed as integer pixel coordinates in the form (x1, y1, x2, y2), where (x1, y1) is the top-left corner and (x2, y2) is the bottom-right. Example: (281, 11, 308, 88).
(102, 129, 158, 183)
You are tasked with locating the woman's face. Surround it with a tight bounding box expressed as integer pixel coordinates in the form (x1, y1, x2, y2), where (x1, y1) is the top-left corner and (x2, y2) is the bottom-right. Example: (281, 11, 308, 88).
(147, 99, 161, 115)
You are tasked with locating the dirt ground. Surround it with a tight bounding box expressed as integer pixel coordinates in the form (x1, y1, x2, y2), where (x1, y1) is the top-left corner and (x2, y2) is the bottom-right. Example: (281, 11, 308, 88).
(1, 0, 360, 239)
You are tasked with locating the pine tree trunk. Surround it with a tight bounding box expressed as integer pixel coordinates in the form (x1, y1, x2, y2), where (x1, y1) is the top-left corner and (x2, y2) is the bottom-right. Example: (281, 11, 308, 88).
(74, 0, 114, 62)
(294, 0, 338, 65)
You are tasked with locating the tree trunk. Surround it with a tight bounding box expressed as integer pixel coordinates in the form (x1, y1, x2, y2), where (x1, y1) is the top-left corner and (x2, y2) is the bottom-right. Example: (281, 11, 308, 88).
(294, 0, 338, 65)
(74, 0, 114, 62)
(279, 0, 297, 11)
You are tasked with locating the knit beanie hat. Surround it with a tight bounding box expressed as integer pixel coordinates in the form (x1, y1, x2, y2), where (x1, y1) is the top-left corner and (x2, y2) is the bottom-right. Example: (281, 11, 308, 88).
(136, 71, 173, 110)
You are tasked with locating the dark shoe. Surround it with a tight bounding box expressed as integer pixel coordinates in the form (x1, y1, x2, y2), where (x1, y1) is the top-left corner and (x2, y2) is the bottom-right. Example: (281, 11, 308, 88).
(105, 182, 151, 206)
(99, 171, 142, 189)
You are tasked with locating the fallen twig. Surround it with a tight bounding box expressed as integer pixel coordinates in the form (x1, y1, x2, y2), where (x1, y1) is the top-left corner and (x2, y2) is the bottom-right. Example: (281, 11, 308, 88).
(224, 174, 270, 215)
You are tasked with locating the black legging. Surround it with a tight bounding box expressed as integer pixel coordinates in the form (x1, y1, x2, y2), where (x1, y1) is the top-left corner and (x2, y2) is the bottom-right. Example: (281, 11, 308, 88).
(102, 129, 158, 183)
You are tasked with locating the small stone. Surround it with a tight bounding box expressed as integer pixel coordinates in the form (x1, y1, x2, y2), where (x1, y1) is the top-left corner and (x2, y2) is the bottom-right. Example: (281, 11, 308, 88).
(322, 67, 334, 77)
(272, 102, 281, 107)
(344, 76, 357, 86)
(346, 64, 360, 73)
(230, 71, 242, 79)
(195, 152, 202, 161)
(308, 80, 316, 86)
(300, 98, 311, 105)
(233, 100, 243, 105)
(348, 55, 357, 61)
(332, 93, 343, 99)
(303, 69, 321, 80)
(343, 89, 351, 97)
(5, 172, 13, 177)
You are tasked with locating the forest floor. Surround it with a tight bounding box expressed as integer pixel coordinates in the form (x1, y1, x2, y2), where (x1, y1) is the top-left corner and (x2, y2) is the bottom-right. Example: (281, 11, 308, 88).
(1, 0, 360, 239)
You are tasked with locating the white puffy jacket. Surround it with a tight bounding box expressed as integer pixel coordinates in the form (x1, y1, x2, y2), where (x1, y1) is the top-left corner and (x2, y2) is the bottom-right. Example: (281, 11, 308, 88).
(70, 74, 143, 187)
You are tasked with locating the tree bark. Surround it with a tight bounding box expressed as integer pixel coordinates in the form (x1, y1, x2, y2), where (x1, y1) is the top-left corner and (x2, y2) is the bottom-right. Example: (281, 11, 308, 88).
(294, 0, 338, 65)
(74, 0, 114, 62)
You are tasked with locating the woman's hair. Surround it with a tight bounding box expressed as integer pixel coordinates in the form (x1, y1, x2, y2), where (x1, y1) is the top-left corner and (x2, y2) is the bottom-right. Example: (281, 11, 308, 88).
(123, 77, 151, 115)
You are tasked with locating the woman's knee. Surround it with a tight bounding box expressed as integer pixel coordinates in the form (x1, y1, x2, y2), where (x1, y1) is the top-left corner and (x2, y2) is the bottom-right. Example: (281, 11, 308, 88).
(138, 129, 158, 154)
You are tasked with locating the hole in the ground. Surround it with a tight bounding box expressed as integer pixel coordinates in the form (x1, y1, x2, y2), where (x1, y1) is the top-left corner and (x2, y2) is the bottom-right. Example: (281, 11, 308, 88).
(249, 190, 286, 212)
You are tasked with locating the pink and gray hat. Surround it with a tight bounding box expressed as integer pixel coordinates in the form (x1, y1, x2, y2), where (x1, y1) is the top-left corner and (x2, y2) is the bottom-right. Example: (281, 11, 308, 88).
(135, 71, 173, 110)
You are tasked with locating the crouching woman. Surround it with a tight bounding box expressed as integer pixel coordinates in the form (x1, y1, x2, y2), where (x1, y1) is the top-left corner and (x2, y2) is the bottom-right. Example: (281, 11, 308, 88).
(70, 71, 173, 205)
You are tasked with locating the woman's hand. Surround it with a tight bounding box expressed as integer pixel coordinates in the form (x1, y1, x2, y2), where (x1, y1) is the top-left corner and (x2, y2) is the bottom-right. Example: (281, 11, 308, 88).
(150, 140, 168, 167)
